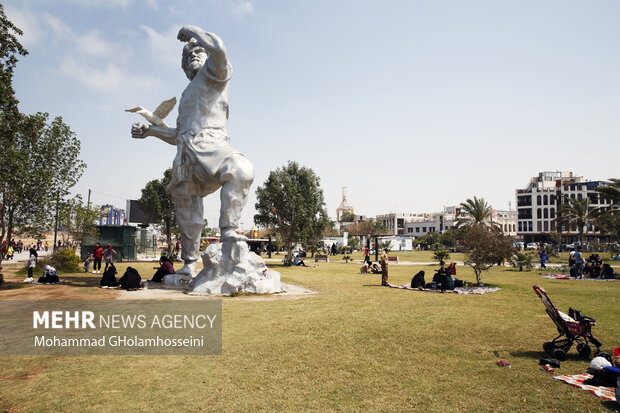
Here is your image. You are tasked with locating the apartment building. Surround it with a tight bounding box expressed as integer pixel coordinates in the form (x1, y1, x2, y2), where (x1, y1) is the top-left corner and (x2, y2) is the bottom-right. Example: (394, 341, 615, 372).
(515, 171, 612, 244)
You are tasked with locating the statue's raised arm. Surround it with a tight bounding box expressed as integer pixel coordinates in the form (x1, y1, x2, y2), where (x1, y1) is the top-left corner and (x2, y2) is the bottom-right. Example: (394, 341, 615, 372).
(178, 26, 232, 82)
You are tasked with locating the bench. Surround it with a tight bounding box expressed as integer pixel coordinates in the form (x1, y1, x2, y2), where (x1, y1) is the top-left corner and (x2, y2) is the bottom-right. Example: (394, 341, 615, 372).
(388, 256, 399, 263)
(315, 254, 329, 263)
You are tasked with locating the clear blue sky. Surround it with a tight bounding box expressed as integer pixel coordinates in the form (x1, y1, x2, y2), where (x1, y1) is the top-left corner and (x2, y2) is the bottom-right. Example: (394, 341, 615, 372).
(6, 0, 620, 229)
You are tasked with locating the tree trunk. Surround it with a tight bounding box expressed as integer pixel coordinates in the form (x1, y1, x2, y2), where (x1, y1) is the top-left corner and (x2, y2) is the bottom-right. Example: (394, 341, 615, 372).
(285, 241, 293, 264)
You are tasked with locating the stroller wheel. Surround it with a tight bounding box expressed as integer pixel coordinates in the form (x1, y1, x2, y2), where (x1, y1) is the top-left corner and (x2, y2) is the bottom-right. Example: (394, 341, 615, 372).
(552, 348, 567, 361)
(577, 343, 592, 358)
(543, 342, 554, 354)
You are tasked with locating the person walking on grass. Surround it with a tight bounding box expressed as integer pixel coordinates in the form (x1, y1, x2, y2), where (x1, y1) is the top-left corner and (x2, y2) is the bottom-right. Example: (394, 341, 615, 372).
(103, 244, 117, 271)
(92, 243, 104, 274)
(539, 248, 548, 269)
(380, 248, 390, 286)
(26, 248, 37, 281)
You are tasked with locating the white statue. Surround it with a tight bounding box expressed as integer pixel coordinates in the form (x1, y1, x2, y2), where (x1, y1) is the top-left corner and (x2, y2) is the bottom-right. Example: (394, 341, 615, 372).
(130, 26, 280, 295)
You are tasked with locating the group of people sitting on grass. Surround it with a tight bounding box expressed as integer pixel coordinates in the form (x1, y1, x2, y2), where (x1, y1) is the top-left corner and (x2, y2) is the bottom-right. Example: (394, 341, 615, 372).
(23, 248, 61, 284)
(582, 254, 616, 278)
(568, 249, 617, 279)
(98, 256, 176, 290)
(410, 261, 462, 292)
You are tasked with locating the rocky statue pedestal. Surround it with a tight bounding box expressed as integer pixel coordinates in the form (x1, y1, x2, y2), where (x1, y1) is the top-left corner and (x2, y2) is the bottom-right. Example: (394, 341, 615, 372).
(163, 241, 281, 296)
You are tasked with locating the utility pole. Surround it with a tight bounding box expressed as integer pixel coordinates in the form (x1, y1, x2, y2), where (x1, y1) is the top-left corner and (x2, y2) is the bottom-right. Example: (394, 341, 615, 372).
(53, 194, 60, 252)
(87, 188, 91, 209)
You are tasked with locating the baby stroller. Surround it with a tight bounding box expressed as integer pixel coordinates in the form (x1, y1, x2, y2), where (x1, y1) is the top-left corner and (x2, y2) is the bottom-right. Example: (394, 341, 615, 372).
(533, 284, 602, 361)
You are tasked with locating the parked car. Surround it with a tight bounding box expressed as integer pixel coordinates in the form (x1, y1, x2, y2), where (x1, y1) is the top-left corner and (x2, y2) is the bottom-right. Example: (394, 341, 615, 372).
(514, 242, 525, 250)
(526, 243, 538, 250)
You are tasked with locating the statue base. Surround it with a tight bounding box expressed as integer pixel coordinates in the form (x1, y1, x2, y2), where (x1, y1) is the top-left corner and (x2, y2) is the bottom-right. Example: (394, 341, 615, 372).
(164, 241, 280, 296)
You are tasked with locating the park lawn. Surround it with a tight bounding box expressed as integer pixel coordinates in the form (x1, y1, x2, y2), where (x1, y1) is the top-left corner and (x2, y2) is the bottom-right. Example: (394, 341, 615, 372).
(0, 261, 619, 412)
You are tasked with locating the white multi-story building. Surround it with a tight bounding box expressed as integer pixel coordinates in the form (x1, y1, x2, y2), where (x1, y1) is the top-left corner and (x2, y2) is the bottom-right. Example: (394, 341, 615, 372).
(493, 209, 517, 237)
(515, 171, 612, 244)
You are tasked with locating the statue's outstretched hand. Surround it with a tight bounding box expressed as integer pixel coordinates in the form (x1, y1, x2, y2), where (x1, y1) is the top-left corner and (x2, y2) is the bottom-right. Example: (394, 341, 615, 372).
(131, 122, 149, 139)
(177, 26, 200, 42)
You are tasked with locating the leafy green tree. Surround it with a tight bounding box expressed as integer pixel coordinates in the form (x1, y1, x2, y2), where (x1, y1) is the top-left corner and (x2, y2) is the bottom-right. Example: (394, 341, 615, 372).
(557, 198, 599, 246)
(1, 113, 86, 260)
(438, 226, 468, 249)
(594, 179, 619, 243)
(254, 161, 331, 261)
(345, 218, 389, 236)
(138, 169, 178, 254)
(347, 237, 360, 249)
(340, 211, 355, 222)
(0, 10, 85, 263)
(56, 195, 100, 246)
(456, 196, 496, 229)
(463, 225, 514, 285)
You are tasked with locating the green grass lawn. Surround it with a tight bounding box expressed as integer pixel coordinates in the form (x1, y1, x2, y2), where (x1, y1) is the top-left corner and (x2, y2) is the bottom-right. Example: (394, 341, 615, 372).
(1, 261, 619, 412)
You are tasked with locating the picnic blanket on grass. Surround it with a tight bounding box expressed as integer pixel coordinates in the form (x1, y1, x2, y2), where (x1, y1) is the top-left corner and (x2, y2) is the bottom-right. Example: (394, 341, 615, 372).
(388, 284, 501, 295)
(553, 373, 616, 402)
(540, 274, 616, 281)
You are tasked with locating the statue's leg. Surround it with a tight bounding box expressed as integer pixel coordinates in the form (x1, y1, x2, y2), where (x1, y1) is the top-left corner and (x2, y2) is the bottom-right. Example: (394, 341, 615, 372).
(172, 188, 204, 275)
(217, 154, 254, 241)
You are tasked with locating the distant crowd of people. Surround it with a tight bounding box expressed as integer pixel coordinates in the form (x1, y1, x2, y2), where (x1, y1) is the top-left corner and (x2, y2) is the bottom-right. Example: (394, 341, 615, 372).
(567, 248, 616, 279)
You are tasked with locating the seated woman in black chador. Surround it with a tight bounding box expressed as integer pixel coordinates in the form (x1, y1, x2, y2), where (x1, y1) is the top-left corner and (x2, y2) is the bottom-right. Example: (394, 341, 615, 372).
(150, 256, 175, 282)
(100, 263, 118, 287)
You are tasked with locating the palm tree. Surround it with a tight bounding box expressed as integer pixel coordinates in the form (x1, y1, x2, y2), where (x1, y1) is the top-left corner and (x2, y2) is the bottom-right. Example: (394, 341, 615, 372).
(456, 196, 496, 229)
(557, 198, 600, 246)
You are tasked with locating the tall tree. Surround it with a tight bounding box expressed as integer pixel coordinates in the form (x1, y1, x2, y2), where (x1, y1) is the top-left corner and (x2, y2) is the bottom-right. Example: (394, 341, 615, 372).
(455, 196, 496, 229)
(56, 195, 100, 245)
(138, 169, 177, 253)
(0, 8, 85, 263)
(1, 113, 86, 258)
(463, 225, 514, 285)
(254, 161, 331, 262)
(557, 198, 599, 246)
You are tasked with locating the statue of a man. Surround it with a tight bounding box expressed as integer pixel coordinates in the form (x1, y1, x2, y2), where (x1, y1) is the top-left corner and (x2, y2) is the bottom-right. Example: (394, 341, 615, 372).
(132, 26, 254, 276)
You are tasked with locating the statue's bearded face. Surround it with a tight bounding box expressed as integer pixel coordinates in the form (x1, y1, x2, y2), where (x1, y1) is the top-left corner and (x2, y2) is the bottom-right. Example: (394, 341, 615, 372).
(183, 45, 207, 79)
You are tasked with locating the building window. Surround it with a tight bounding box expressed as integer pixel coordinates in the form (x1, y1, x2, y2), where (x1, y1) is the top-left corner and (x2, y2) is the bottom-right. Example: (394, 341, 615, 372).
(571, 194, 575, 199)
(529, 222, 533, 231)
(543, 208, 548, 219)
(543, 195, 548, 205)
(550, 208, 555, 219)
(537, 195, 542, 205)
(550, 195, 556, 204)
(422, 227, 426, 233)
(564, 194, 569, 202)
(537, 221, 542, 231)
(537, 208, 542, 219)
(518, 222, 522, 232)
(577, 193, 582, 200)
(544, 221, 548, 231)
(551, 221, 555, 231)
(407, 228, 412, 233)
(416, 227, 419, 232)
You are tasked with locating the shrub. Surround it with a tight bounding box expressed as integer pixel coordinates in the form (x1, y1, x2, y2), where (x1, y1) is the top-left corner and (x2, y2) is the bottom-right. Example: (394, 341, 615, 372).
(433, 250, 450, 263)
(47, 248, 81, 273)
(510, 253, 534, 271)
